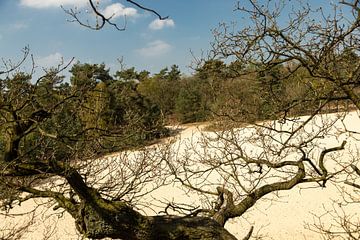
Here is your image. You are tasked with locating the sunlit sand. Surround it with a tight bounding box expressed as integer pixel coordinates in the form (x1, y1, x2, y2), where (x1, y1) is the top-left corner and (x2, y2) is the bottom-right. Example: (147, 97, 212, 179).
(1, 112, 359, 240)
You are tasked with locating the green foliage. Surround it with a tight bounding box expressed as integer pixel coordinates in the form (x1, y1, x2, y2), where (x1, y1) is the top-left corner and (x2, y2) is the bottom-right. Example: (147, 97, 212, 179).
(174, 78, 208, 123)
(137, 66, 180, 117)
(105, 79, 166, 147)
(114, 67, 151, 82)
(255, 64, 286, 119)
(196, 60, 228, 80)
(0, 62, 168, 168)
(70, 62, 111, 88)
(168, 64, 181, 81)
(3, 56, 348, 162)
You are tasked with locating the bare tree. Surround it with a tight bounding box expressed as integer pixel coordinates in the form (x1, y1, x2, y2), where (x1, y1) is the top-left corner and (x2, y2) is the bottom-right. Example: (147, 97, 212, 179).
(183, 0, 360, 238)
(0, 213, 36, 240)
(0, 52, 237, 239)
(211, 0, 360, 109)
(306, 163, 360, 239)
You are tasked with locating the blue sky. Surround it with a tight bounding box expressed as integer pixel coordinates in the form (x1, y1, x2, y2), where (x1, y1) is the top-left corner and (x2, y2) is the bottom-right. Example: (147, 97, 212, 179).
(0, 0, 347, 78)
(0, 0, 242, 77)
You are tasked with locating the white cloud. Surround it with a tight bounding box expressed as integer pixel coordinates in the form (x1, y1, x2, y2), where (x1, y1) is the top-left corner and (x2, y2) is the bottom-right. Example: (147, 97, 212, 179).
(36, 52, 64, 68)
(102, 3, 137, 19)
(149, 19, 175, 30)
(19, 0, 138, 21)
(136, 40, 172, 57)
(11, 22, 28, 30)
(20, 0, 88, 8)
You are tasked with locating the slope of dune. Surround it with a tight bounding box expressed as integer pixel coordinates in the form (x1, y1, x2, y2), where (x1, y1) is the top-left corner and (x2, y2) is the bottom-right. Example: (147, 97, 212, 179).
(1, 111, 359, 240)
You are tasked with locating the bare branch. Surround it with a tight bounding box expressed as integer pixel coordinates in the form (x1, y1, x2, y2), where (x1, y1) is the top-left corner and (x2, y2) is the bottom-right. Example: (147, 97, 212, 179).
(63, 0, 168, 31)
(0, 46, 30, 75)
(125, 0, 169, 20)
(242, 226, 254, 240)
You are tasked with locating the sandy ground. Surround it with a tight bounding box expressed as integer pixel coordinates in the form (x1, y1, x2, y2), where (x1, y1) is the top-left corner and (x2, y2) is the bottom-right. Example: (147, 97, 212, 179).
(1, 112, 360, 240)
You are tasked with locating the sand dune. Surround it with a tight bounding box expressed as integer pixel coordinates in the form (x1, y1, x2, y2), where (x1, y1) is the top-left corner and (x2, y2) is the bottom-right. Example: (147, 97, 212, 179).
(1, 112, 360, 239)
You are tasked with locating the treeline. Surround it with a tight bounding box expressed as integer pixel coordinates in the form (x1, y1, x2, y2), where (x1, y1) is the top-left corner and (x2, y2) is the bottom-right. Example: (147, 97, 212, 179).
(66, 50, 358, 128)
(2, 47, 357, 160)
(119, 49, 358, 125)
(0, 64, 168, 161)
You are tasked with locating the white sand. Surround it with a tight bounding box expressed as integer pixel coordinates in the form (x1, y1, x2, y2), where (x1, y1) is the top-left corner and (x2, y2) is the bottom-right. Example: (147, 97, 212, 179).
(1, 112, 360, 240)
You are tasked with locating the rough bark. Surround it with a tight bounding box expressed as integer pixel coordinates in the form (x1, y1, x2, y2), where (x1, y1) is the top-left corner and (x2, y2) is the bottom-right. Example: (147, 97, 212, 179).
(62, 166, 237, 240)
(73, 197, 237, 240)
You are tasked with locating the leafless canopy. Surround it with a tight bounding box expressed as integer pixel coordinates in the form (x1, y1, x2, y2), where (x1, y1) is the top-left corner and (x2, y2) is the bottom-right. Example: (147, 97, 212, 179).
(199, 0, 360, 237)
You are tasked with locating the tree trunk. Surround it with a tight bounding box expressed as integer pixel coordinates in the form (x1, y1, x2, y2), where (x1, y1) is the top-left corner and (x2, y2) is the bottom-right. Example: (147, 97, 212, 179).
(74, 199, 237, 240)
(62, 168, 237, 240)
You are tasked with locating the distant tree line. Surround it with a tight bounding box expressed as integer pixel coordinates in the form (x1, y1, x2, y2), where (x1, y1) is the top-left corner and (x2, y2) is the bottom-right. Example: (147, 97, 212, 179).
(2, 47, 357, 164)
(0, 62, 168, 164)
(122, 49, 359, 125)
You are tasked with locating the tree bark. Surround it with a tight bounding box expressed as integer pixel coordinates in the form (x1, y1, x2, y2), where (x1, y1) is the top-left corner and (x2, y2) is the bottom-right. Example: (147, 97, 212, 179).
(61, 167, 237, 240)
(73, 197, 237, 240)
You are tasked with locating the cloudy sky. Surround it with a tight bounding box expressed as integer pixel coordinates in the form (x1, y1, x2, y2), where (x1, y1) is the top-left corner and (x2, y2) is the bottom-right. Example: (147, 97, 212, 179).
(0, 0, 244, 77)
